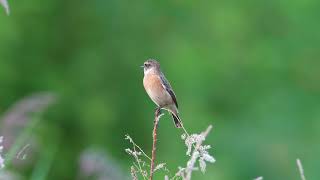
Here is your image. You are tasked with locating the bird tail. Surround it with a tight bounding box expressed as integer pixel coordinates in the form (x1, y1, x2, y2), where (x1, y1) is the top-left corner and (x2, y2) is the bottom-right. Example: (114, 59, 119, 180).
(171, 113, 182, 128)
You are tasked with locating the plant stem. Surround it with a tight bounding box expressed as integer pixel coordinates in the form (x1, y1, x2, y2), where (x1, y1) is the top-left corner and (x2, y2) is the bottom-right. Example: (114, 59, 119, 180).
(296, 159, 306, 180)
(149, 108, 161, 180)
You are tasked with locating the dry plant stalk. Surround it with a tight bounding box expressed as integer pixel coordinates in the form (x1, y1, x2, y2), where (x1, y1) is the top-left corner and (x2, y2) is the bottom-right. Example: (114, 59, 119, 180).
(149, 108, 162, 180)
(125, 112, 214, 180)
(296, 159, 306, 180)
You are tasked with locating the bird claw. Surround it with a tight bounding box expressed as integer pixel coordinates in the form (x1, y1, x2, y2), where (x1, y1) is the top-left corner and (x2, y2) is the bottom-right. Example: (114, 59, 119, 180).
(154, 107, 164, 126)
(154, 107, 163, 119)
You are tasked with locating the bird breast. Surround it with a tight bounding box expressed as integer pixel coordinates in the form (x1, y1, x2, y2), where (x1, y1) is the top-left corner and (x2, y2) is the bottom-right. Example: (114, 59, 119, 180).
(143, 74, 172, 107)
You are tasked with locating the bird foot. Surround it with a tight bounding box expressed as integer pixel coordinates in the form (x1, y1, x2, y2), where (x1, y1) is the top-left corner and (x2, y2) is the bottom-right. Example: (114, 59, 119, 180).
(154, 107, 162, 115)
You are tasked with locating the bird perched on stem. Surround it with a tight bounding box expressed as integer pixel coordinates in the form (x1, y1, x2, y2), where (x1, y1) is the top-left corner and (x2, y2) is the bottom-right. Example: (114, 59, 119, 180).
(142, 59, 182, 128)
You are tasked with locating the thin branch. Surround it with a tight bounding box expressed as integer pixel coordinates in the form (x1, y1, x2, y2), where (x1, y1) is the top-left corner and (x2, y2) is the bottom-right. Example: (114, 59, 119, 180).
(125, 135, 152, 161)
(149, 108, 162, 180)
(16, 143, 30, 160)
(136, 156, 146, 180)
(296, 159, 306, 180)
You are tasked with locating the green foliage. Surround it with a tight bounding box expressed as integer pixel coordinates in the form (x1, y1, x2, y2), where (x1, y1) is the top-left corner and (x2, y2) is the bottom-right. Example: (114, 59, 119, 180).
(0, 0, 320, 179)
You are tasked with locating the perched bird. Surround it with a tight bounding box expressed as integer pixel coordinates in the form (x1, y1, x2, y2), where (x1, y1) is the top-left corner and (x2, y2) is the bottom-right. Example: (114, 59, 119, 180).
(142, 59, 182, 128)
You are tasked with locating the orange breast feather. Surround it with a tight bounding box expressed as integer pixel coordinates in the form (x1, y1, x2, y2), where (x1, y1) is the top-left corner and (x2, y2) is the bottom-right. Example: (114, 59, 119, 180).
(144, 74, 164, 94)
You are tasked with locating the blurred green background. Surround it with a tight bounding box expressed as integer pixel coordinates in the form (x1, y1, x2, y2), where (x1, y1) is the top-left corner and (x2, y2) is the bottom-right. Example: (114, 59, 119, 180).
(1, 0, 320, 179)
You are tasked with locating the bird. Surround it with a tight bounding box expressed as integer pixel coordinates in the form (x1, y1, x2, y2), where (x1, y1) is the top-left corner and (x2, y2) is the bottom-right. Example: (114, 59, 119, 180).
(142, 59, 182, 128)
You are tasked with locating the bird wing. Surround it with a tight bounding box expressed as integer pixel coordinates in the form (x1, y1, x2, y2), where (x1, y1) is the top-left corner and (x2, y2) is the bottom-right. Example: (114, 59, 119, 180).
(160, 73, 178, 108)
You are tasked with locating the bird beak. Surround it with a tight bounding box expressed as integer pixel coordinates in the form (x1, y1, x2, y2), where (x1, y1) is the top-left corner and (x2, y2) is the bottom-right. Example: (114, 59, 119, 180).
(140, 65, 144, 68)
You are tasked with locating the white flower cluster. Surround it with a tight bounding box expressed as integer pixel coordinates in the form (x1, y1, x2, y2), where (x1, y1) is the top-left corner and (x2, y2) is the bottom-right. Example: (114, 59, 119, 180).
(0, 136, 5, 169)
(183, 129, 215, 172)
(176, 125, 215, 179)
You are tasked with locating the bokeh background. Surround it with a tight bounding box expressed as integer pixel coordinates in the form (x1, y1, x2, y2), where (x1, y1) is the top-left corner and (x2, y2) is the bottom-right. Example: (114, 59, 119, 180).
(1, 0, 320, 179)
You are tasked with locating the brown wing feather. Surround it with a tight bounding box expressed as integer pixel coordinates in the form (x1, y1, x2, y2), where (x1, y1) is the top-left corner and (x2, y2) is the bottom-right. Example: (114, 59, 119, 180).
(168, 89, 178, 108)
(160, 74, 178, 108)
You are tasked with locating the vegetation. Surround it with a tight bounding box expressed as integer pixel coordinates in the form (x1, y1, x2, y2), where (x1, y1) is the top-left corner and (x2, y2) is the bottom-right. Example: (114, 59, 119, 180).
(0, 0, 319, 179)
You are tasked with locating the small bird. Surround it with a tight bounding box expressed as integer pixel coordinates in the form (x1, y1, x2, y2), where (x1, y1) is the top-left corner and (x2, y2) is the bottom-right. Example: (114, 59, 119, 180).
(142, 59, 182, 128)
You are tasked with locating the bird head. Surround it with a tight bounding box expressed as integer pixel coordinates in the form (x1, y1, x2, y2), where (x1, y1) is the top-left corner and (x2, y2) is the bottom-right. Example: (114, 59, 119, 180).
(141, 59, 160, 75)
